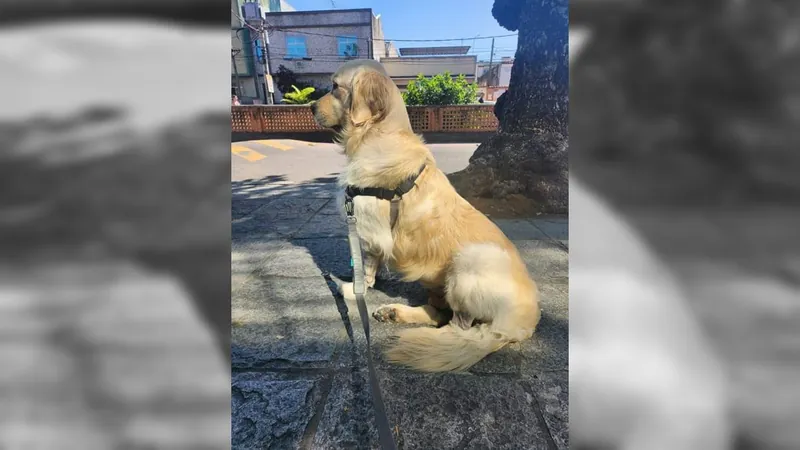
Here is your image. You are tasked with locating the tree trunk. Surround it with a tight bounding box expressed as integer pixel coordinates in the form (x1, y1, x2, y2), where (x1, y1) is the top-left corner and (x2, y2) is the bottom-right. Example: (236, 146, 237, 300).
(448, 0, 569, 214)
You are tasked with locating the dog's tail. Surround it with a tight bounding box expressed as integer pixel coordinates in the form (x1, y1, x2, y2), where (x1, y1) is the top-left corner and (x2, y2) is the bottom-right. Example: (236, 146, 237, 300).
(385, 323, 514, 372)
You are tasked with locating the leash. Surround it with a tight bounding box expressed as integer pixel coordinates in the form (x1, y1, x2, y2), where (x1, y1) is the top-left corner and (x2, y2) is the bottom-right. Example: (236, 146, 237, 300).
(344, 196, 399, 450)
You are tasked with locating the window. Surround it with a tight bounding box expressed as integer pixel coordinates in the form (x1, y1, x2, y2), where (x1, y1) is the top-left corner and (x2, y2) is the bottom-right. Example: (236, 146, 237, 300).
(286, 36, 307, 58)
(338, 36, 359, 57)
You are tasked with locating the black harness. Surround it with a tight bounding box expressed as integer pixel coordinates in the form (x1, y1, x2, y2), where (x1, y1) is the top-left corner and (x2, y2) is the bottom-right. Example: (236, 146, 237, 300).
(344, 165, 426, 227)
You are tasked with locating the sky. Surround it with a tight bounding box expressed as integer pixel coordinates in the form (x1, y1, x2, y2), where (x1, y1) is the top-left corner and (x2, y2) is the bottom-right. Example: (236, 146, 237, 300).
(282, 0, 519, 62)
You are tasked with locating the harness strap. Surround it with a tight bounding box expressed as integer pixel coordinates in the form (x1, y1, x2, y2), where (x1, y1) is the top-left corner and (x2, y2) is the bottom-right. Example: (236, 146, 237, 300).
(345, 165, 425, 230)
(344, 204, 398, 450)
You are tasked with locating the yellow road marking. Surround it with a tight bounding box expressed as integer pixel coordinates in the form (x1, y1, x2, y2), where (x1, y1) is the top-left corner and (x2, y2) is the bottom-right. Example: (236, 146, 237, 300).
(253, 139, 293, 151)
(231, 144, 266, 162)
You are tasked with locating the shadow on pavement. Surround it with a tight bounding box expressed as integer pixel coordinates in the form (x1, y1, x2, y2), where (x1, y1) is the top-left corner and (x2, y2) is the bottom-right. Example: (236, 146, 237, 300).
(231, 174, 569, 448)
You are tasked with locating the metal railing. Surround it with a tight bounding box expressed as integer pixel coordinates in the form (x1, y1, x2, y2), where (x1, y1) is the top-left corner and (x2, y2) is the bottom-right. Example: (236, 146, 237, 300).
(231, 104, 499, 133)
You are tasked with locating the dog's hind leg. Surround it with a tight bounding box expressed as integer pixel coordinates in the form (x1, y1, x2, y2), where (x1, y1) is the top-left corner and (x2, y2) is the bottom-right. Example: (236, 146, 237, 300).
(452, 311, 474, 330)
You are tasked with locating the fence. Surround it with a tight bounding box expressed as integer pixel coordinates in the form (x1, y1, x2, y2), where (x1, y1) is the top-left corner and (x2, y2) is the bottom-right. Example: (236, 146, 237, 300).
(231, 105, 499, 133)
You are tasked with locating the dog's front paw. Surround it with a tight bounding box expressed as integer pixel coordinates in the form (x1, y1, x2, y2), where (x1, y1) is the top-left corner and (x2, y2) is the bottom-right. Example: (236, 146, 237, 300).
(372, 305, 399, 323)
(340, 282, 356, 301)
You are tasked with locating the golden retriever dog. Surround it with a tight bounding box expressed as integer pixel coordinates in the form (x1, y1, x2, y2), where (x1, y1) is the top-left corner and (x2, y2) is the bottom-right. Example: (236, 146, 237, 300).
(310, 59, 541, 372)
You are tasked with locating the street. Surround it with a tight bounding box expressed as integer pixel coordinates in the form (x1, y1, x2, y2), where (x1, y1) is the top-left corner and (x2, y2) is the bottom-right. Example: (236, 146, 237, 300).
(232, 138, 480, 183)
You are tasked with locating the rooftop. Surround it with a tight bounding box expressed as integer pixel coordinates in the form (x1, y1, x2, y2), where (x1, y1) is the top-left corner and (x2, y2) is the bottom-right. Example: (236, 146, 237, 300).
(398, 46, 470, 56)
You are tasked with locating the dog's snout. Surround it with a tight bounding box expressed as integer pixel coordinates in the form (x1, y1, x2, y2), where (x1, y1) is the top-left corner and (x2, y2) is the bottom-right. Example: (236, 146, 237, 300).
(310, 101, 318, 114)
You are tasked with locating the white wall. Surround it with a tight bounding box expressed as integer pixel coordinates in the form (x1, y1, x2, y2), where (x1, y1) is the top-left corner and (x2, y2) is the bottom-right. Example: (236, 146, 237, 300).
(381, 55, 477, 78)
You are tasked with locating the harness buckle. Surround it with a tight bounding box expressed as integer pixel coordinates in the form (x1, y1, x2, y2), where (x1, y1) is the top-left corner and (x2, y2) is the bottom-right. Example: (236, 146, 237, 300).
(344, 196, 355, 217)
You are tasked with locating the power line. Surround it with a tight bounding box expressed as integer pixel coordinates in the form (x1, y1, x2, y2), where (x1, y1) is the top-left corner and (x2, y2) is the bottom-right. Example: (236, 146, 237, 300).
(268, 27, 518, 43)
(254, 53, 516, 63)
(234, 50, 518, 63)
(263, 48, 516, 58)
(264, 45, 517, 52)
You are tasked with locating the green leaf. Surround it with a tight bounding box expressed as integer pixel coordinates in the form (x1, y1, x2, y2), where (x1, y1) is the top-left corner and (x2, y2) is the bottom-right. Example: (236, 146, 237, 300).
(401, 72, 478, 105)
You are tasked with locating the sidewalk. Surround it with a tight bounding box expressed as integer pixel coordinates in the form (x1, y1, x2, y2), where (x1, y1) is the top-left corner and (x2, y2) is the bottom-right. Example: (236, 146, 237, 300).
(231, 176, 569, 449)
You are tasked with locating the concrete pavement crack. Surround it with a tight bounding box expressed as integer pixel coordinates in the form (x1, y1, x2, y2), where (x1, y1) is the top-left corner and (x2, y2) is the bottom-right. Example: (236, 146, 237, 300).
(522, 381, 559, 450)
(287, 197, 335, 240)
(299, 374, 334, 450)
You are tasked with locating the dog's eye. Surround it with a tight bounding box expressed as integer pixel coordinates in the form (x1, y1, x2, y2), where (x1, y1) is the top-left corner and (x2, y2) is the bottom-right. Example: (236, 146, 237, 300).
(332, 83, 338, 90)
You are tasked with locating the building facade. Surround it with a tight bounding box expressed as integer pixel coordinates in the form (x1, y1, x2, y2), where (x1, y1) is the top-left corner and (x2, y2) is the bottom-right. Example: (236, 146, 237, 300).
(264, 8, 387, 102)
(476, 56, 513, 101)
(231, 0, 295, 103)
(380, 55, 477, 91)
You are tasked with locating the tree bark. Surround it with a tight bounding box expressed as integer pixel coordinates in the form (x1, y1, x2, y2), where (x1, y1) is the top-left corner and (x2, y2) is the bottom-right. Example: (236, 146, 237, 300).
(448, 0, 569, 214)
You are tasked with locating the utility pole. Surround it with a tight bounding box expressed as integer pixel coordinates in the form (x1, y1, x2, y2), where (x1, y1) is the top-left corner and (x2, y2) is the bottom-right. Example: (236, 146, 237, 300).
(231, 49, 243, 97)
(261, 22, 275, 104)
(242, 1, 270, 103)
(487, 37, 495, 88)
(244, 26, 263, 102)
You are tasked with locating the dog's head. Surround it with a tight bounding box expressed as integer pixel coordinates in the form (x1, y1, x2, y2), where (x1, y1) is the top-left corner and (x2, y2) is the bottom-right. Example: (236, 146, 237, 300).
(311, 59, 404, 134)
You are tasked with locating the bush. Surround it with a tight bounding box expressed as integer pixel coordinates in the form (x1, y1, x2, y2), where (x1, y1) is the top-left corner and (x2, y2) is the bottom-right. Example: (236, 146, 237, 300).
(402, 72, 479, 105)
(274, 65, 329, 101)
(274, 65, 300, 95)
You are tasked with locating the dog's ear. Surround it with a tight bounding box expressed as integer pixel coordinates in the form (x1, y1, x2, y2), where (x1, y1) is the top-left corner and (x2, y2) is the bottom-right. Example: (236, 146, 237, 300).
(350, 70, 391, 126)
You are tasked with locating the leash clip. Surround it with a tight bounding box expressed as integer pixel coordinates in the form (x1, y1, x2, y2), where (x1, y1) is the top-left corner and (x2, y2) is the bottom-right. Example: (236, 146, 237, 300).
(344, 195, 355, 218)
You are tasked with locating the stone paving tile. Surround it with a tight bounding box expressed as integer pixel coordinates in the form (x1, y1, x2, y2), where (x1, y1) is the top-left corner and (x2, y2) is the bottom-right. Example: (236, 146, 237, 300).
(231, 274, 346, 368)
(233, 239, 330, 279)
(231, 197, 275, 220)
(231, 272, 249, 293)
(236, 238, 353, 280)
(294, 213, 348, 239)
(316, 197, 344, 215)
(526, 370, 569, 450)
(232, 372, 324, 449)
(301, 182, 339, 199)
(492, 219, 550, 240)
(232, 180, 338, 201)
(311, 369, 380, 450)
(231, 217, 307, 243)
(514, 240, 569, 285)
(531, 219, 569, 241)
(231, 197, 329, 242)
(467, 345, 523, 375)
(378, 371, 554, 450)
(522, 284, 569, 372)
(251, 197, 330, 222)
